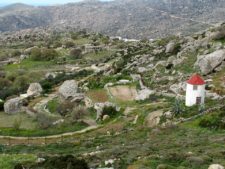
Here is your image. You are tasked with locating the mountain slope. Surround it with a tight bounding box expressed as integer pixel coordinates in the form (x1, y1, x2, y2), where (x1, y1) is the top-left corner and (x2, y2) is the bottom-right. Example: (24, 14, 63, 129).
(0, 0, 225, 38)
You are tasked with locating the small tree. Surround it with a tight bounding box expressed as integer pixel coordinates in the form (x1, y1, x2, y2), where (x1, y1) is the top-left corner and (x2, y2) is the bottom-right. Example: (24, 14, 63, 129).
(64, 41, 76, 48)
(70, 48, 82, 59)
(13, 118, 22, 130)
(30, 47, 42, 61)
(172, 98, 185, 116)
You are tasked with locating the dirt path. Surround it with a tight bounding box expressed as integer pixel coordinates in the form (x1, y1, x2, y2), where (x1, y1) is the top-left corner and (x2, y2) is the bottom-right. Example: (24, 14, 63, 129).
(108, 85, 138, 101)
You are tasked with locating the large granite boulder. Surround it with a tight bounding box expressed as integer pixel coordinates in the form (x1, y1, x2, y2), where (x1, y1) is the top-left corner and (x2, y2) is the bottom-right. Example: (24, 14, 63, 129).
(59, 80, 81, 100)
(4, 97, 24, 114)
(195, 49, 225, 75)
(166, 41, 176, 53)
(27, 83, 43, 97)
(208, 164, 224, 169)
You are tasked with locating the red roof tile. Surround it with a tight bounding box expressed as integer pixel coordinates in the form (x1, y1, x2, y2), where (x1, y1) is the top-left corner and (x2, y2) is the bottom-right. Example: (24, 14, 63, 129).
(187, 74, 205, 85)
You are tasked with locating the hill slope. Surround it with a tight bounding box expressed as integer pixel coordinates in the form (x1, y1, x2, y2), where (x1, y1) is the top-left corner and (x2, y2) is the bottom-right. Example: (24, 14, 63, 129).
(1, 0, 225, 38)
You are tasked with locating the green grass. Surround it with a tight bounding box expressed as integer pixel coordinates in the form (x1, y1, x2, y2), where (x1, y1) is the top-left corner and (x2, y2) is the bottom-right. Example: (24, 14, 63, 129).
(0, 154, 36, 169)
(4, 59, 57, 72)
(74, 38, 91, 45)
(84, 50, 115, 61)
(47, 98, 60, 114)
(0, 121, 88, 137)
(0, 112, 37, 130)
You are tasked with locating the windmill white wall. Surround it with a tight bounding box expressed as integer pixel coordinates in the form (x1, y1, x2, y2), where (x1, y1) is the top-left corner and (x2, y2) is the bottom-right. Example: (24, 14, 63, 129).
(185, 83, 205, 107)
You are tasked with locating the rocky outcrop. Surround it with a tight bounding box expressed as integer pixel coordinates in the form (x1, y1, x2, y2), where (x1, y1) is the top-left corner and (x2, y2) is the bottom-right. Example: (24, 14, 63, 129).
(27, 83, 43, 97)
(4, 97, 24, 114)
(195, 49, 225, 75)
(135, 88, 155, 101)
(58, 80, 79, 100)
(169, 82, 186, 95)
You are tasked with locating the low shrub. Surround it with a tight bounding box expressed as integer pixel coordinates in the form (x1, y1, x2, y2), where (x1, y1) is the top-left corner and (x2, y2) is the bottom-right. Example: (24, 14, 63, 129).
(199, 111, 225, 130)
(102, 106, 119, 118)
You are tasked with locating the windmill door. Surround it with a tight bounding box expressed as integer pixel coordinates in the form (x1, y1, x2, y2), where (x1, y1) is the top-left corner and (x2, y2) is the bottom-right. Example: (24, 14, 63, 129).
(196, 97, 201, 104)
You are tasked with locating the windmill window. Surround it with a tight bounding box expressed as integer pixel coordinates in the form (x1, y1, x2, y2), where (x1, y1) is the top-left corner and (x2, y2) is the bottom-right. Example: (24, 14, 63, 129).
(193, 85, 198, 90)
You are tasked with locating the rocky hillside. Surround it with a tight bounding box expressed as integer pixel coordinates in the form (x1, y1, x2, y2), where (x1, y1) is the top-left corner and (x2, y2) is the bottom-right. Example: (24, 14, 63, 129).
(0, 19, 224, 169)
(1, 0, 225, 38)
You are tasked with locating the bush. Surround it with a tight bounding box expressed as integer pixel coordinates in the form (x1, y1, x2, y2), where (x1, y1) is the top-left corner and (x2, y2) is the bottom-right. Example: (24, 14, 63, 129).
(102, 106, 119, 118)
(70, 48, 82, 59)
(199, 111, 225, 130)
(56, 101, 75, 117)
(30, 47, 58, 61)
(13, 118, 22, 131)
(64, 41, 76, 48)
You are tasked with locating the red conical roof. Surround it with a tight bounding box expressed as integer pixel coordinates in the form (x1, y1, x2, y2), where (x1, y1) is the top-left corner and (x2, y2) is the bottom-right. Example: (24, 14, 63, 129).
(187, 74, 205, 85)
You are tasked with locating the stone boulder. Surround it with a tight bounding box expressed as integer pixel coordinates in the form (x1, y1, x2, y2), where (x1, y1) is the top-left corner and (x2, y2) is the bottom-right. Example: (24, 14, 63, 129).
(166, 41, 176, 53)
(58, 80, 79, 100)
(27, 83, 43, 97)
(4, 97, 24, 114)
(135, 88, 155, 101)
(195, 49, 225, 75)
(208, 164, 224, 169)
(145, 110, 163, 128)
(208, 26, 225, 40)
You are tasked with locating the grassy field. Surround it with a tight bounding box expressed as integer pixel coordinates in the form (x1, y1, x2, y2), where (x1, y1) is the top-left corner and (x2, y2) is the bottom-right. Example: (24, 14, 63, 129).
(4, 59, 57, 72)
(84, 50, 115, 62)
(0, 112, 37, 130)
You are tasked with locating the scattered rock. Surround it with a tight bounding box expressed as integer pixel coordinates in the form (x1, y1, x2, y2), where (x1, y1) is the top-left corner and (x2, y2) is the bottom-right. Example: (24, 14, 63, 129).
(186, 156, 205, 166)
(105, 159, 114, 167)
(103, 115, 110, 121)
(166, 41, 176, 53)
(145, 110, 163, 128)
(169, 82, 186, 95)
(45, 72, 57, 79)
(208, 164, 224, 169)
(36, 158, 46, 163)
(135, 88, 155, 101)
(4, 97, 24, 114)
(27, 83, 43, 97)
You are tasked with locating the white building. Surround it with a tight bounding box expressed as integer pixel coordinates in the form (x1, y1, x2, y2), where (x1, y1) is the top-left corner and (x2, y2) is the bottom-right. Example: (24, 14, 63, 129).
(185, 74, 206, 107)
